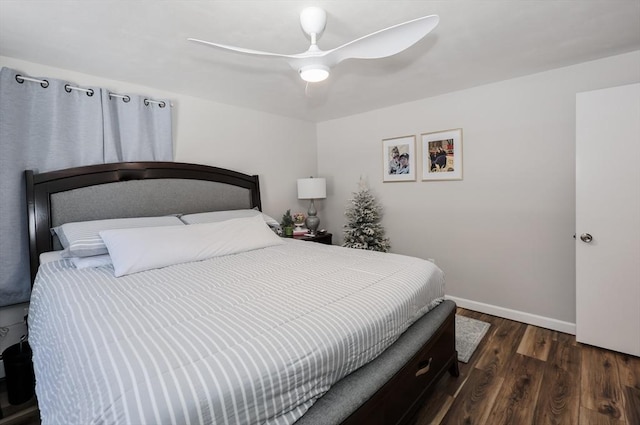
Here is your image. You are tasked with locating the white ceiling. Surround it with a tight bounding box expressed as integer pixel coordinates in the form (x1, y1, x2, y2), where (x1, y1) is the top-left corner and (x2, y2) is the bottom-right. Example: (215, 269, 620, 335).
(1, 1, 639, 122)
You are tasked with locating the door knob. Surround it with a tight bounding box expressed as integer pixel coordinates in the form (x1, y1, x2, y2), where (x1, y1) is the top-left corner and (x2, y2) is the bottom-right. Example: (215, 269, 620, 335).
(580, 233, 593, 243)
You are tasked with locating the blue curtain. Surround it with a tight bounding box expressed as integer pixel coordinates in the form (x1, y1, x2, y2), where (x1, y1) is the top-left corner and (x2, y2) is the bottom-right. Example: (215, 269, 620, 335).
(0, 67, 173, 306)
(102, 90, 173, 162)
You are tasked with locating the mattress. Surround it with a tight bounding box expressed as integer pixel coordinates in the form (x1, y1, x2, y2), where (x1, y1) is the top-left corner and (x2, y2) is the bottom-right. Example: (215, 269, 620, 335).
(29, 240, 445, 425)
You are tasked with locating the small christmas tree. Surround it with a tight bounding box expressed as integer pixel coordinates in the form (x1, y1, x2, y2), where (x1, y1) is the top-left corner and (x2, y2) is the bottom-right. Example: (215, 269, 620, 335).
(343, 180, 391, 252)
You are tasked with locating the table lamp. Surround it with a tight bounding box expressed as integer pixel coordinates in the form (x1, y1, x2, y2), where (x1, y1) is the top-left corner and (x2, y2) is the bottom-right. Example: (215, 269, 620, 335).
(297, 177, 326, 236)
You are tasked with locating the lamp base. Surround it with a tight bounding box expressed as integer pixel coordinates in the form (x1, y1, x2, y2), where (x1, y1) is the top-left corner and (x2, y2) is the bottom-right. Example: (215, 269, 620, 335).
(305, 215, 320, 235)
(305, 199, 320, 235)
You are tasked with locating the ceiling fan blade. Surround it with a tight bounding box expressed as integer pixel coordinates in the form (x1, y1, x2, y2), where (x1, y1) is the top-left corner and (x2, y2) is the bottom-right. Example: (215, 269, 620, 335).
(322, 15, 439, 66)
(188, 38, 299, 59)
(188, 12, 439, 83)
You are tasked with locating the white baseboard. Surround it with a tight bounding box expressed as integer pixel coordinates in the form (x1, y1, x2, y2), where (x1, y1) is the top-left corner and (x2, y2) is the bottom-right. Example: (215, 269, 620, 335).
(446, 295, 576, 335)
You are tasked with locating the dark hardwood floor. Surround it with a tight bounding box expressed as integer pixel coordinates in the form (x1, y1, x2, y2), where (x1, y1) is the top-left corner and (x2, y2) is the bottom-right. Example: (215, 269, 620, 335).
(2, 308, 638, 425)
(415, 308, 640, 425)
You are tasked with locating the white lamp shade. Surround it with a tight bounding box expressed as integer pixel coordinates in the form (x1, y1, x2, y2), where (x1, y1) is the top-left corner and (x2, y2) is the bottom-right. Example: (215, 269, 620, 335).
(297, 178, 326, 199)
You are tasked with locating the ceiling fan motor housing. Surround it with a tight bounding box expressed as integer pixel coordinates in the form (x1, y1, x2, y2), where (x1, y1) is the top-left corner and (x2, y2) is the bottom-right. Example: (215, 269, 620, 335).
(300, 7, 327, 40)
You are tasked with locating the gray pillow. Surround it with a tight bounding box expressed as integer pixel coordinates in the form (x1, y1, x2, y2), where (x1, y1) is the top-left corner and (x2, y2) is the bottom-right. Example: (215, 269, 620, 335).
(52, 216, 184, 258)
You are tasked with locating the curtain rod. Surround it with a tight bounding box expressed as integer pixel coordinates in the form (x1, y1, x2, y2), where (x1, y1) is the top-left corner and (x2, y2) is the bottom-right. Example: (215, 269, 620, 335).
(15, 73, 171, 107)
(15, 74, 49, 88)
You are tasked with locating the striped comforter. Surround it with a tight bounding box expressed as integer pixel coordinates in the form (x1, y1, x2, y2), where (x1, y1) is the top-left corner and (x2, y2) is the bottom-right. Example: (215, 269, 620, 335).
(29, 240, 445, 425)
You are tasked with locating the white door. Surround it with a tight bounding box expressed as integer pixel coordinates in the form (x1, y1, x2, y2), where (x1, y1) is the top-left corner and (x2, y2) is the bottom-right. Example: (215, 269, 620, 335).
(576, 83, 640, 356)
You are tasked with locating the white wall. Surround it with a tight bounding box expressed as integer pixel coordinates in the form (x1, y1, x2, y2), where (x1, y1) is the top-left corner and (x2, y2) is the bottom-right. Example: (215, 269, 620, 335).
(173, 97, 317, 216)
(317, 51, 640, 329)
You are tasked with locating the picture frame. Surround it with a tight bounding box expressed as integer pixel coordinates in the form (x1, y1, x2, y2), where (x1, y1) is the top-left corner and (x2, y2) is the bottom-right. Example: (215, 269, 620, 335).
(421, 129, 463, 181)
(382, 135, 416, 182)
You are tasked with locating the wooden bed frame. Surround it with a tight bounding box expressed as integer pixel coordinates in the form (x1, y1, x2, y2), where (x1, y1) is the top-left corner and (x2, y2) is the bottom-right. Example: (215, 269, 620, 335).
(26, 161, 458, 425)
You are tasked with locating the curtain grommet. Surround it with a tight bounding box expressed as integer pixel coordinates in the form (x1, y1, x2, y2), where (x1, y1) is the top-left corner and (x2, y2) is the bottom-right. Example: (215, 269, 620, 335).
(123, 95, 130, 103)
(40, 80, 49, 89)
(87, 89, 94, 97)
(143, 98, 150, 106)
(15, 74, 24, 84)
(64, 84, 72, 93)
(159, 101, 166, 108)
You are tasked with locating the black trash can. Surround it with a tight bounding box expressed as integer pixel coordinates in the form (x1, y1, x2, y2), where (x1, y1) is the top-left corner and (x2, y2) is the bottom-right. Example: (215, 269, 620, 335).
(2, 341, 35, 405)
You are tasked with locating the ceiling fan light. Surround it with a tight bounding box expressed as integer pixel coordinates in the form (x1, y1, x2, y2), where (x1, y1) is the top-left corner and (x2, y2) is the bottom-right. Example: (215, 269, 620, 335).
(299, 65, 329, 82)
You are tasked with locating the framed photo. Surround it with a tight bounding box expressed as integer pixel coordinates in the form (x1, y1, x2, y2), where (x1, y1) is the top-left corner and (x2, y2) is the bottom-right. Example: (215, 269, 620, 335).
(421, 129, 463, 181)
(382, 135, 416, 182)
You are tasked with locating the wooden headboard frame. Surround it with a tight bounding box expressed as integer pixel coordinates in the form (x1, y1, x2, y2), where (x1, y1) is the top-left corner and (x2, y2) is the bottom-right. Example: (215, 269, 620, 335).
(25, 161, 261, 283)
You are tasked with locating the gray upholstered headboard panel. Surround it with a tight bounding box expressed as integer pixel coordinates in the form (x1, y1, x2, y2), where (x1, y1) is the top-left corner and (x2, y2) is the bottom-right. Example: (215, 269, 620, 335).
(50, 179, 252, 226)
(26, 162, 261, 282)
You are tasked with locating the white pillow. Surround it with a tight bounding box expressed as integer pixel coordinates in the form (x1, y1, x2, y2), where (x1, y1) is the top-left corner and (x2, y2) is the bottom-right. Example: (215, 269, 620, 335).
(180, 209, 280, 228)
(39, 251, 64, 265)
(71, 254, 113, 269)
(52, 216, 184, 258)
(100, 215, 284, 277)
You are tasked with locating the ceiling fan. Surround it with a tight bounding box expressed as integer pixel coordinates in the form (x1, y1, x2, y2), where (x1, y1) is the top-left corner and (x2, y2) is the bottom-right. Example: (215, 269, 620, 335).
(188, 7, 439, 83)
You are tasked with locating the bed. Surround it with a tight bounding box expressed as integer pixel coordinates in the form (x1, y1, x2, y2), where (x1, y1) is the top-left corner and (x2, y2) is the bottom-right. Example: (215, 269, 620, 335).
(25, 161, 459, 425)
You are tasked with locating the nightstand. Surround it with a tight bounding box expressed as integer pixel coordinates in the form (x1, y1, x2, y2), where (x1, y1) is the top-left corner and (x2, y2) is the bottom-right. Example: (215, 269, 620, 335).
(293, 233, 332, 245)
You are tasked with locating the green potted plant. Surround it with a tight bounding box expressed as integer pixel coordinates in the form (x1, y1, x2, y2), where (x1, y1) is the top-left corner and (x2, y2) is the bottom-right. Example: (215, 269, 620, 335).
(281, 209, 294, 237)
